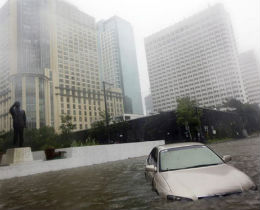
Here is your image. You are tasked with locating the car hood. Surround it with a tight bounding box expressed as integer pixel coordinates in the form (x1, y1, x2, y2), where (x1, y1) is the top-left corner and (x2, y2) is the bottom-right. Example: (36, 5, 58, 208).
(160, 164, 255, 200)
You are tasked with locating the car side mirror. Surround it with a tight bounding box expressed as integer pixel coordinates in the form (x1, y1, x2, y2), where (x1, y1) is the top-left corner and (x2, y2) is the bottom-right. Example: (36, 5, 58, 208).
(145, 165, 157, 172)
(223, 155, 232, 163)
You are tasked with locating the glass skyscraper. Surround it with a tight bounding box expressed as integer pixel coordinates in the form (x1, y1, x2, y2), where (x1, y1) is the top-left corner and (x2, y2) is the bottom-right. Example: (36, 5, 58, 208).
(97, 16, 143, 115)
(0, 0, 50, 130)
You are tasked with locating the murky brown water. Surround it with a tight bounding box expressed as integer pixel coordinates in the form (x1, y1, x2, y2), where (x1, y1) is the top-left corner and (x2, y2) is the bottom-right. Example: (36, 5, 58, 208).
(0, 137, 259, 210)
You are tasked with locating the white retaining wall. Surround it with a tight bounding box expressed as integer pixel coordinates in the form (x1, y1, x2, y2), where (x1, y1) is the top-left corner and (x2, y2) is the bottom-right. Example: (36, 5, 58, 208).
(0, 140, 165, 180)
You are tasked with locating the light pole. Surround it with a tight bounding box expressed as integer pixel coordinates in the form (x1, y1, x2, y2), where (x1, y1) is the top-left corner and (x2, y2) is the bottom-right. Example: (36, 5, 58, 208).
(102, 81, 113, 143)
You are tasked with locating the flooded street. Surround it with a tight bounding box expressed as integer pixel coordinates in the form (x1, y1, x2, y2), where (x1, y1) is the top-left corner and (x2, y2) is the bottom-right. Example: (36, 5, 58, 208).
(0, 137, 259, 210)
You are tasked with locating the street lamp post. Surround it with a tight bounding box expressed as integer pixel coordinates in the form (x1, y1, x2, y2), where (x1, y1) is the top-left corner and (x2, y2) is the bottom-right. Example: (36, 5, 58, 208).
(102, 81, 113, 143)
(195, 106, 203, 141)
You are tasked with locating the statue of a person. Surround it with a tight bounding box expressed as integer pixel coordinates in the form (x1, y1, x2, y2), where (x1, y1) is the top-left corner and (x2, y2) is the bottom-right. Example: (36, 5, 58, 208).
(9, 101, 27, 147)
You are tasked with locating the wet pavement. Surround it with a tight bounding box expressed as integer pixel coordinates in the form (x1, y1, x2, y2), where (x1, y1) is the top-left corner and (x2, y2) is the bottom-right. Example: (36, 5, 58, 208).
(0, 137, 259, 210)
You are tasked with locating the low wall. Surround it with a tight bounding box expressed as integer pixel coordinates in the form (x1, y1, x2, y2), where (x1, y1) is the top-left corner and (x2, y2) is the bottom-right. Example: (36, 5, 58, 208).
(0, 140, 164, 180)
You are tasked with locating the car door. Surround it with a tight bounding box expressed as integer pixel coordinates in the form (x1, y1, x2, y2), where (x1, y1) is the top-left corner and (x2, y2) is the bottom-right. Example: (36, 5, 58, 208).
(145, 147, 158, 182)
(153, 149, 170, 196)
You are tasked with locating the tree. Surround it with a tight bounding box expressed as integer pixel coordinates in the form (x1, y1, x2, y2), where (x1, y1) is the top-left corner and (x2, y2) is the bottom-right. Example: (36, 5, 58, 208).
(89, 111, 111, 144)
(59, 115, 76, 135)
(224, 98, 260, 134)
(176, 97, 202, 140)
(0, 126, 60, 152)
(91, 111, 112, 128)
(223, 98, 244, 112)
(91, 120, 105, 129)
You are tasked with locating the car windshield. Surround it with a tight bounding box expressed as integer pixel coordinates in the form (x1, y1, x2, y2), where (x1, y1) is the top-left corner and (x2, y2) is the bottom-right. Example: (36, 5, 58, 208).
(159, 145, 223, 172)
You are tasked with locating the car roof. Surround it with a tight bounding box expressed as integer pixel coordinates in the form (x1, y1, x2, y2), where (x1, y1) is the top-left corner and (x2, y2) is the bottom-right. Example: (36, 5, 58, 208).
(157, 142, 204, 152)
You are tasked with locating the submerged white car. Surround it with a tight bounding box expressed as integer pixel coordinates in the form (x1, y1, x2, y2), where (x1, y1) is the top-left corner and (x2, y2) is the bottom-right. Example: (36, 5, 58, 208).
(145, 142, 257, 201)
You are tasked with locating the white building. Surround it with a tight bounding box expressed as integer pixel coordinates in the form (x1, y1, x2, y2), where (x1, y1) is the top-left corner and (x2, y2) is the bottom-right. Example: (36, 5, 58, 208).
(145, 4, 246, 112)
(239, 51, 260, 106)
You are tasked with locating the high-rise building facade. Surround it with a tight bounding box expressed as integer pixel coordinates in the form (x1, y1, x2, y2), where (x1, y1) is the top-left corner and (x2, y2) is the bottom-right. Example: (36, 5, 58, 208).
(97, 16, 143, 115)
(144, 94, 154, 115)
(239, 51, 260, 106)
(0, 0, 124, 132)
(145, 4, 246, 112)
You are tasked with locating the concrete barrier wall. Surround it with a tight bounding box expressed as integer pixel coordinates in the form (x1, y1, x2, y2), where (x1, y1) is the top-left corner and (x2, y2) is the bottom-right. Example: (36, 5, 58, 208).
(0, 140, 165, 180)
(33, 140, 165, 161)
(32, 151, 46, 160)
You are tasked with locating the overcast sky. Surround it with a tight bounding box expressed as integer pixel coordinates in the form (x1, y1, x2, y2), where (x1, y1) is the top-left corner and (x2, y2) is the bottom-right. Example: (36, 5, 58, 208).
(0, 0, 259, 112)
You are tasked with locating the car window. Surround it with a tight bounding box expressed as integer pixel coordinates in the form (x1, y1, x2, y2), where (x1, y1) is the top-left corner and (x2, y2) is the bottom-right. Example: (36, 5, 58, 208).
(159, 145, 223, 171)
(147, 147, 158, 166)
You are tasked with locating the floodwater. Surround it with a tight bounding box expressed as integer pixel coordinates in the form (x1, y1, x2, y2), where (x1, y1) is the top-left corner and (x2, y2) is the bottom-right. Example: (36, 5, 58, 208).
(0, 137, 259, 210)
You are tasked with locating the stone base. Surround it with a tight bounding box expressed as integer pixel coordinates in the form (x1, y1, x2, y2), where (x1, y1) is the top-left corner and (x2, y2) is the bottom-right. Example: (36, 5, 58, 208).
(0, 154, 7, 165)
(3, 147, 33, 165)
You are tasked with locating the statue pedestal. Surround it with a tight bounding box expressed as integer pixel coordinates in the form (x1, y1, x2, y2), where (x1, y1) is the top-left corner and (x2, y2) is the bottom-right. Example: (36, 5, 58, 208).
(4, 147, 33, 165)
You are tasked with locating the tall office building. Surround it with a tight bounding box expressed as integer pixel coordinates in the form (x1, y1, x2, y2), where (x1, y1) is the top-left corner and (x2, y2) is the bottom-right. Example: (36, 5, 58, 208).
(144, 94, 154, 115)
(0, 0, 124, 132)
(145, 4, 246, 112)
(97, 16, 143, 115)
(239, 51, 260, 106)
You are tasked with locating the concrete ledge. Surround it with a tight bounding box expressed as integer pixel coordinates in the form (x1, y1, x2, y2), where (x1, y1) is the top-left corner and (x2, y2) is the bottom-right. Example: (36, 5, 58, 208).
(0, 140, 164, 180)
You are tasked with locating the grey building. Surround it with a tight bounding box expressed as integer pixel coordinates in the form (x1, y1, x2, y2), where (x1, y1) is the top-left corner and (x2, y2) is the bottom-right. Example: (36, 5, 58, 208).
(144, 94, 154, 115)
(239, 51, 260, 106)
(145, 4, 246, 112)
(97, 16, 143, 115)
